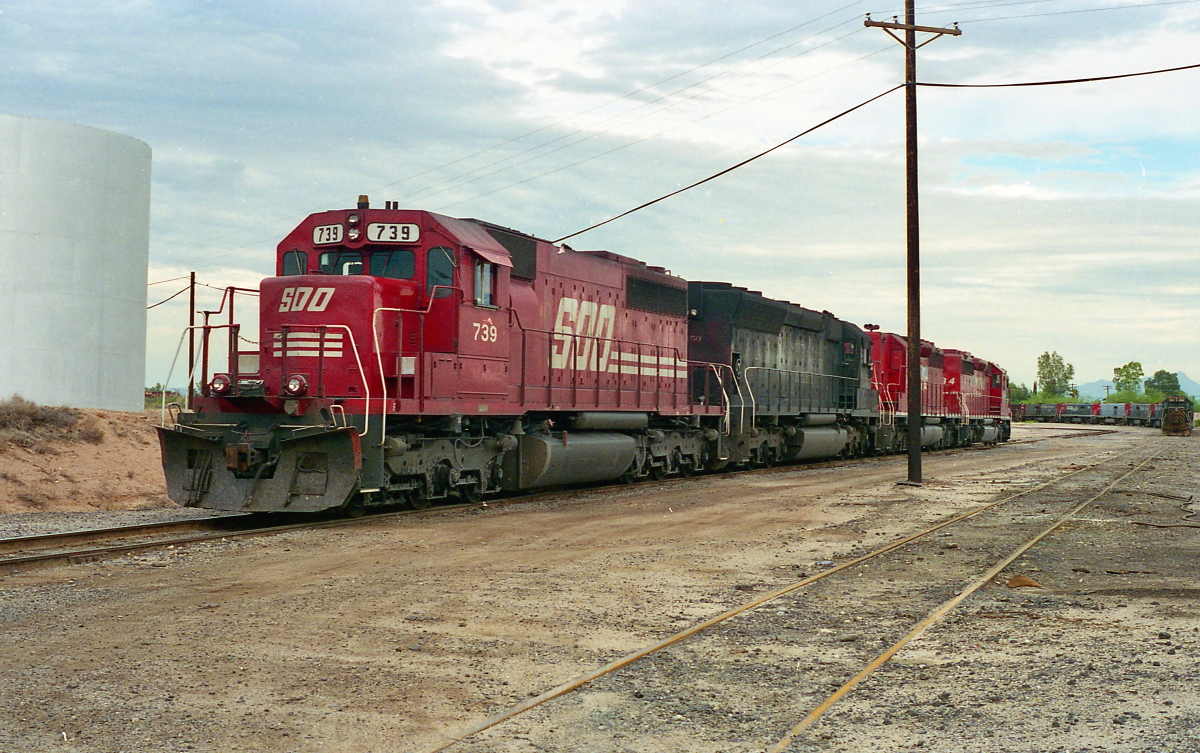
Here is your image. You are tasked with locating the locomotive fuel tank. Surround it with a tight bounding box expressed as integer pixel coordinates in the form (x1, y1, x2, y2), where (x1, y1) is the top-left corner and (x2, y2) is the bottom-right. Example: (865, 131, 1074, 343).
(503, 432, 638, 489)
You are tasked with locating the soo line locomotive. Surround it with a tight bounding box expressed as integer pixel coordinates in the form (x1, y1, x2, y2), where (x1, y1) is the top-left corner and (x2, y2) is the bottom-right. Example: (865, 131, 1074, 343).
(158, 198, 1011, 514)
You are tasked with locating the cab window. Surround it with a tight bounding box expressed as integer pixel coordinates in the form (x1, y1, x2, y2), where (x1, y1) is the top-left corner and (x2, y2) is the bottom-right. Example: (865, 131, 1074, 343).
(370, 249, 415, 279)
(474, 260, 496, 307)
(319, 250, 362, 275)
(282, 249, 307, 276)
(426, 246, 455, 298)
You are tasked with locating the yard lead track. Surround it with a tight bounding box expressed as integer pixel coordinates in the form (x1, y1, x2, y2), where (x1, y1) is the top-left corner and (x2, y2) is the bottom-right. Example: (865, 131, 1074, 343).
(0, 428, 1062, 576)
(424, 441, 1164, 752)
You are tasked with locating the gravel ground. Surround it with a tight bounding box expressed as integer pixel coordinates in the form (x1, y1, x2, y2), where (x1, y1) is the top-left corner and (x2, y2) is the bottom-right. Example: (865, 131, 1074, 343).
(0, 425, 1196, 753)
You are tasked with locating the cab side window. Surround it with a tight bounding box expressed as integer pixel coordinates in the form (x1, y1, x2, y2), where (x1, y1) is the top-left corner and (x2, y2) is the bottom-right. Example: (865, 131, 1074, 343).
(474, 260, 496, 307)
(426, 246, 455, 298)
(282, 250, 307, 276)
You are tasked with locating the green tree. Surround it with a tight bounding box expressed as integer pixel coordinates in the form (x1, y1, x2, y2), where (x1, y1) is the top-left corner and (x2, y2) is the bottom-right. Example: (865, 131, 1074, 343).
(1112, 361, 1144, 393)
(1144, 369, 1182, 395)
(1009, 382, 1032, 403)
(1036, 352, 1075, 396)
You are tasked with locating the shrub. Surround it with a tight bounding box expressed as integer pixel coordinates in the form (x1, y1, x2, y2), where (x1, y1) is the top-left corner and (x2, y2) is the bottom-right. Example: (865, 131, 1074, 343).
(0, 396, 103, 450)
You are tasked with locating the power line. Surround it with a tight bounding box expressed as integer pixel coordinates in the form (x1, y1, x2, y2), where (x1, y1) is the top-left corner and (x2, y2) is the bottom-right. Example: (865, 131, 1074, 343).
(958, 0, 1199, 22)
(412, 26, 872, 209)
(147, 275, 190, 286)
(395, 20, 866, 207)
(919, 61, 1200, 86)
(551, 57, 1200, 244)
(154, 4, 875, 267)
(434, 42, 894, 213)
(166, 22, 879, 272)
(552, 85, 905, 244)
(147, 285, 190, 310)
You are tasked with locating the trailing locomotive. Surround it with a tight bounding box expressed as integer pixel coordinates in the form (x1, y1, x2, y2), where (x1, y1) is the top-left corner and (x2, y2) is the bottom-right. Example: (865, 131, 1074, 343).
(1160, 396, 1194, 436)
(157, 198, 1010, 514)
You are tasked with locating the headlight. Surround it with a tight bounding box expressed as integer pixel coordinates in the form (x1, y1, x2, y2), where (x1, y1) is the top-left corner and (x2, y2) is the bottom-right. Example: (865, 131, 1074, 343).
(347, 213, 361, 225)
(210, 374, 232, 395)
(284, 374, 308, 396)
(347, 227, 362, 241)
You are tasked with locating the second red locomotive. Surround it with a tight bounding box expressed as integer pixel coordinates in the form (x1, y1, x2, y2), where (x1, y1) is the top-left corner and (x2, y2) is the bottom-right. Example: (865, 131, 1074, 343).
(158, 198, 1010, 514)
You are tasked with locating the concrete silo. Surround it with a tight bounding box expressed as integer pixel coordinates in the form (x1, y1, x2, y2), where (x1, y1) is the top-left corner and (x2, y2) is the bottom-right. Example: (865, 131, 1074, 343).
(0, 115, 152, 411)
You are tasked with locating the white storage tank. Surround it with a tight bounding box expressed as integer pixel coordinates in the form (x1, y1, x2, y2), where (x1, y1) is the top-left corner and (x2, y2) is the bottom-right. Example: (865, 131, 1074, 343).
(0, 115, 151, 411)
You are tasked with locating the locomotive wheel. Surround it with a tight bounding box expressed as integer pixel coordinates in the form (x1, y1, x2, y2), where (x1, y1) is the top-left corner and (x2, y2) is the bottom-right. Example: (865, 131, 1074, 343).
(677, 454, 695, 477)
(342, 495, 366, 518)
(459, 484, 483, 504)
(649, 463, 667, 481)
(410, 493, 432, 510)
(760, 445, 776, 468)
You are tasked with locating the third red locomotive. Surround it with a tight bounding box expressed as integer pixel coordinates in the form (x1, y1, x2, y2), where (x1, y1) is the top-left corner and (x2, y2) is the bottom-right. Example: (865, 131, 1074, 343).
(158, 197, 1011, 514)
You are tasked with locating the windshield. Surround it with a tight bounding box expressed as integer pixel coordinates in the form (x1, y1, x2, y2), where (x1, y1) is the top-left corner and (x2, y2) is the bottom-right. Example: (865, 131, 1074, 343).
(318, 250, 363, 275)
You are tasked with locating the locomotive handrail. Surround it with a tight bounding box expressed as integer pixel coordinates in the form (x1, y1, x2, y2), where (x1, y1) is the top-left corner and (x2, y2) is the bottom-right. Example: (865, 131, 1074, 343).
(159, 322, 254, 424)
(696, 362, 736, 435)
(371, 307, 406, 446)
(160, 325, 208, 425)
(742, 366, 861, 429)
(270, 323, 372, 437)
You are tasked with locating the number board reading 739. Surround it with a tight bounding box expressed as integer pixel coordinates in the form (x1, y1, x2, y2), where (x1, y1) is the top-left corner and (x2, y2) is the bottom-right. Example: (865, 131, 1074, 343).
(312, 224, 344, 245)
(367, 223, 420, 243)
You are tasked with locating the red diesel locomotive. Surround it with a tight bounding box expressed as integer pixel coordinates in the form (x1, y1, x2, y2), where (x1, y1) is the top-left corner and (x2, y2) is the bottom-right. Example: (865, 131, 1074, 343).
(158, 198, 1010, 514)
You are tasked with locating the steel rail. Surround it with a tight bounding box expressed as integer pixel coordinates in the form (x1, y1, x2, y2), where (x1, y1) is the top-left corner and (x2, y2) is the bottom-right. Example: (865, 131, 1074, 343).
(421, 441, 1152, 752)
(0, 514, 256, 556)
(768, 446, 1163, 750)
(0, 504, 470, 575)
(0, 424, 1096, 576)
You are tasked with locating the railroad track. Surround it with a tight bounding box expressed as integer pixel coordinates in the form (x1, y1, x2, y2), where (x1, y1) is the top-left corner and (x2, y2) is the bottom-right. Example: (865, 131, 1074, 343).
(0, 509, 471, 574)
(0, 426, 1102, 576)
(422, 440, 1169, 752)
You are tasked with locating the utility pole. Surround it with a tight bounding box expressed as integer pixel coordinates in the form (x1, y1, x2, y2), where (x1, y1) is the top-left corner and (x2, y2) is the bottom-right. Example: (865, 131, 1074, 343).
(866, 6, 960, 485)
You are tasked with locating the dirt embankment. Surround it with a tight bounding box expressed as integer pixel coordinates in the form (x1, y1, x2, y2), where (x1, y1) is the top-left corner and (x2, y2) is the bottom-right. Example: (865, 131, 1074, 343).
(0, 399, 170, 515)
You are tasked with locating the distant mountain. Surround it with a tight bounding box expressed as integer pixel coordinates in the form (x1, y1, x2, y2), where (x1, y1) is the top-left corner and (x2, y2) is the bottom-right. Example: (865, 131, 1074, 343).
(1177, 372, 1200, 396)
(1075, 372, 1200, 399)
(1075, 380, 1112, 400)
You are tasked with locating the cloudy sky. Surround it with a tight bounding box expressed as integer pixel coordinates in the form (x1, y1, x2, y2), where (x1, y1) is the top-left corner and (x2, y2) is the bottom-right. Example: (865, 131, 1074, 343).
(3, 0, 1198, 389)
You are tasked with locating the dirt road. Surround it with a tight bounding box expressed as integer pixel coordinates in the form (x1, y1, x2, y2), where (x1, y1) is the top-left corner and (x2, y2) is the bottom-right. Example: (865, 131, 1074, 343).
(1, 426, 1197, 752)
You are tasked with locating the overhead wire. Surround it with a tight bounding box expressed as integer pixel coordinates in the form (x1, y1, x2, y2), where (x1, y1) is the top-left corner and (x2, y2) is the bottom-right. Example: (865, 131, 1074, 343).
(395, 18, 867, 206)
(552, 84, 905, 243)
(166, 17, 877, 271)
(919, 61, 1200, 86)
(157, 0, 1200, 271)
(436, 40, 895, 213)
(411, 26, 875, 208)
(551, 59, 1200, 243)
(146, 285, 190, 310)
(952, 0, 1200, 22)
(152, 2, 874, 267)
